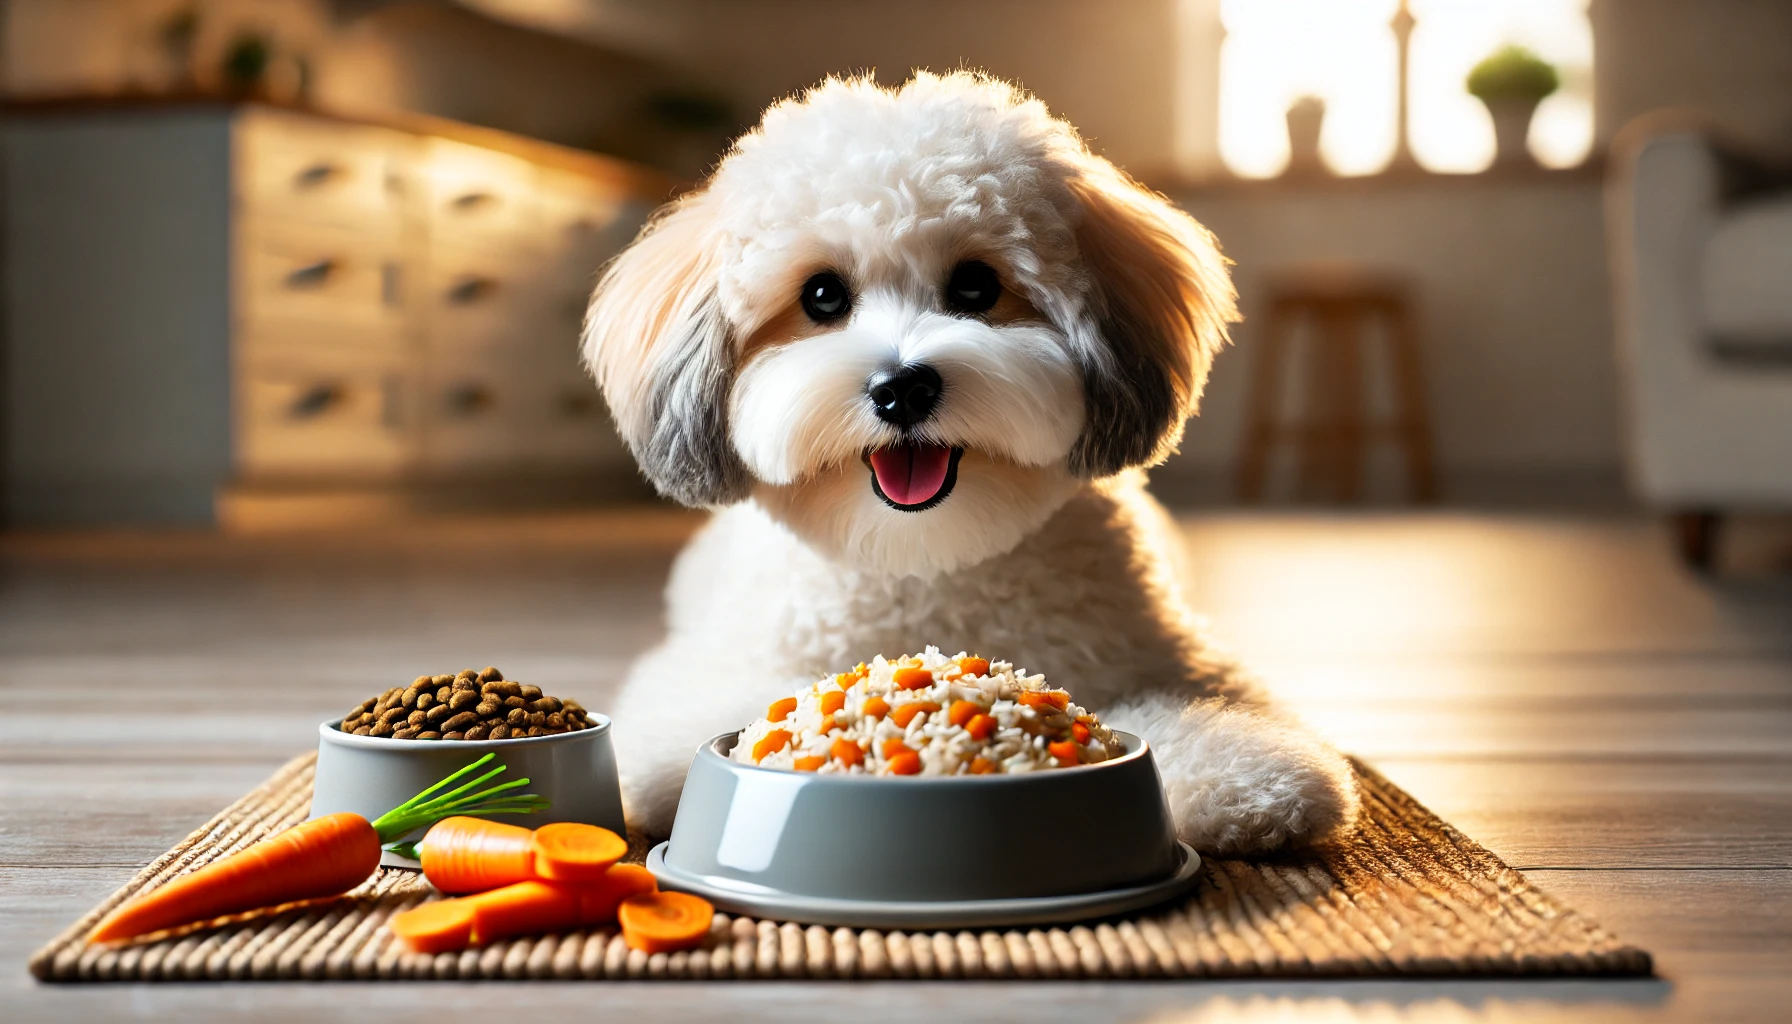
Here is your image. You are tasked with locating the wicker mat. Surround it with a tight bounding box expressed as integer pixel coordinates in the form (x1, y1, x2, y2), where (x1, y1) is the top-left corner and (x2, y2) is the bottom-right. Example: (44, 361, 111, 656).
(30, 752, 1650, 982)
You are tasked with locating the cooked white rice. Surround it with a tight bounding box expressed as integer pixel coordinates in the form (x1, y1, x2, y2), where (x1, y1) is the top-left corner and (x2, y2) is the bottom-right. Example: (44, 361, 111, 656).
(731, 647, 1123, 775)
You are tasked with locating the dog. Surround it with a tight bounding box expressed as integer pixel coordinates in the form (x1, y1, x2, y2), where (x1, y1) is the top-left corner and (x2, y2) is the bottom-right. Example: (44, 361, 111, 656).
(581, 72, 1358, 855)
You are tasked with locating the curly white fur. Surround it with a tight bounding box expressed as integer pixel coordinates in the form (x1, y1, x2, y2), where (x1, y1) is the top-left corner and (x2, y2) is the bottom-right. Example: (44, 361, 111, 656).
(585, 72, 1359, 855)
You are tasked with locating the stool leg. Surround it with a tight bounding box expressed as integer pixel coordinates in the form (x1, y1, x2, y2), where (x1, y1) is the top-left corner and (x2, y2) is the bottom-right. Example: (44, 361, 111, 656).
(1236, 302, 1292, 502)
(1385, 300, 1438, 503)
(1327, 306, 1366, 503)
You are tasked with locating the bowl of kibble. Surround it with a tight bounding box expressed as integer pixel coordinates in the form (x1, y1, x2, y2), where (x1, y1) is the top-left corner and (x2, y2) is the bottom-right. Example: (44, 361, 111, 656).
(312, 666, 625, 857)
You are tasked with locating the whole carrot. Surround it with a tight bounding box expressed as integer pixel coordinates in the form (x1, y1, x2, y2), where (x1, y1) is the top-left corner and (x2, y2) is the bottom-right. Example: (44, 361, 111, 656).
(88, 754, 547, 944)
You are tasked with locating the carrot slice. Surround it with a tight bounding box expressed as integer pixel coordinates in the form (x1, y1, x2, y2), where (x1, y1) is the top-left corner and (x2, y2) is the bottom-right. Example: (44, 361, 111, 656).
(947, 700, 981, 727)
(390, 899, 476, 954)
(529, 823, 627, 883)
(817, 713, 837, 734)
(579, 863, 659, 925)
(751, 729, 791, 761)
(1048, 740, 1080, 766)
(969, 757, 998, 774)
(418, 816, 536, 894)
(830, 738, 864, 767)
(890, 701, 940, 728)
(618, 891, 714, 954)
(862, 696, 890, 719)
(965, 713, 996, 741)
(819, 690, 846, 715)
(881, 738, 912, 760)
(892, 666, 933, 689)
(793, 755, 826, 771)
(886, 751, 923, 775)
(87, 813, 381, 944)
(766, 697, 797, 722)
(1018, 690, 1070, 711)
(958, 657, 990, 677)
(1071, 721, 1091, 744)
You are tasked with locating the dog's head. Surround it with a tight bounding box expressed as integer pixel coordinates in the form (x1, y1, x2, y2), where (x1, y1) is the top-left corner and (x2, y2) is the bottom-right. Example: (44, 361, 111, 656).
(584, 72, 1236, 576)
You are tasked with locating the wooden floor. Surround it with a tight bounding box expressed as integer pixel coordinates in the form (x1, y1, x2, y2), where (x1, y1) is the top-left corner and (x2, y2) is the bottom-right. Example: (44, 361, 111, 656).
(4, 508, 1789, 1023)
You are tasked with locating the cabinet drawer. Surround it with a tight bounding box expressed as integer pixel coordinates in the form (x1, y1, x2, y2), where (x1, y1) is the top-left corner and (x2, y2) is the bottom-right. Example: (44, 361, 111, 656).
(536, 169, 652, 293)
(237, 355, 416, 479)
(419, 353, 533, 471)
(422, 139, 537, 250)
(423, 245, 545, 351)
(236, 109, 412, 240)
(238, 223, 407, 352)
(523, 355, 629, 470)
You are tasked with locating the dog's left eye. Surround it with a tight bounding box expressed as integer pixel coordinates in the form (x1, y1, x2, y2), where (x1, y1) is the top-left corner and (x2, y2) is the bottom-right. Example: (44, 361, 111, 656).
(944, 261, 1001, 314)
(799, 272, 851, 323)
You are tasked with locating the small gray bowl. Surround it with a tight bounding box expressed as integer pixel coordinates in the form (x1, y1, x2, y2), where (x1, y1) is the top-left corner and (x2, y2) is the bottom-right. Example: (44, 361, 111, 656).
(649, 730, 1199, 928)
(311, 717, 625, 860)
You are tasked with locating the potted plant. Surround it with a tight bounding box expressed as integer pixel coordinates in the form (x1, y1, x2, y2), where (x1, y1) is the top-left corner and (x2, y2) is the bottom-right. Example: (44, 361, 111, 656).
(1466, 44, 1559, 167)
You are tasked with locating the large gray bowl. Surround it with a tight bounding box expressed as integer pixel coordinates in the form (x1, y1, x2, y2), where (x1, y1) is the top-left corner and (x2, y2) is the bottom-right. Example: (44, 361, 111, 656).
(650, 730, 1198, 928)
(311, 718, 625, 859)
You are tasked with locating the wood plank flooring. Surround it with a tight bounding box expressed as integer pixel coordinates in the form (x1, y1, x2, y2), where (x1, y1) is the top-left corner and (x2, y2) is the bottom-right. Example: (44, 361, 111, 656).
(3, 509, 1789, 1023)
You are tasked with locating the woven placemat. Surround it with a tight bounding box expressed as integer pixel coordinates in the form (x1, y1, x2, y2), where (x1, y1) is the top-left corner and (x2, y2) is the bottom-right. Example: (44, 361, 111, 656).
(29, 753, 1650, 982)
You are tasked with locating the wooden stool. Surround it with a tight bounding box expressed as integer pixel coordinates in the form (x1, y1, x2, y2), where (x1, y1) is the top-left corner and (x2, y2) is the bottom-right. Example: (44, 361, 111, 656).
(1236, 268, 1438, 503)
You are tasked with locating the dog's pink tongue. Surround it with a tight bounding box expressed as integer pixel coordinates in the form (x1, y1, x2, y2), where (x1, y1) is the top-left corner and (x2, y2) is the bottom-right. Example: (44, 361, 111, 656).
(869, 444, 953, 506)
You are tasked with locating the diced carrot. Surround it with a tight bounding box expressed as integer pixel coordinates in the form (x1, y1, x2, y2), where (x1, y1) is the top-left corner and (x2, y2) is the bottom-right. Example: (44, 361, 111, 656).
(892, 666, 933, 689)
(886, 751, 922, 775)
(819, 690, 846, 715)
(881, 738, 912, 760)
(766, 697, 797, 722)
(969, 757, 998, 775)
(793, 755, 826, 771)
(578, 863, 658, 925)
(965, 713, 995, 741)
(862, 696, 890, 719)
(752, 729, 791, 761)
(389, 898, 476, 954)
(890, 701, 940, 728)
(817, 713, 837, 735)
(830, 738, 863, 767)
(1017, 690, 1070, 711)
(529, 823, 627, 883)
(947, 700, 981, 727)
(618, 891, 714, 954)
(958, 656, 990, 677)
(1071, 721, 1091, 744)
(1048, 740, 1080, 766)
(466, 880, 583, 944)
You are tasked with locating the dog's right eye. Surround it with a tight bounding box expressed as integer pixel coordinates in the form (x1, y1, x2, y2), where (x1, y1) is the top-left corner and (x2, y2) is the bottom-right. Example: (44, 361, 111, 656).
(799, 272, 851, 323)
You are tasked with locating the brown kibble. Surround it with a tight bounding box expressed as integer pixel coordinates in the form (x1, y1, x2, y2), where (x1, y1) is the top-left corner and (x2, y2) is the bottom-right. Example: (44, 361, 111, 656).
(530, 696, 562, 714)
(475, 699, 502, 718)
(545, 712, 565, 730)
(426, 703, 452, 724)
(407, 709, 428, 729)
(457, 668, 478, 680)
(377, 707, 407, 728)
(449, 689, 479, 712)
(526, 726, 544, 737)
(393, 727, 418, 740)
(442, 711, 479, 733)
(518, 684, 543, 701)
(371, 720, 394, 738)
(484, 680, 520, 699)
(412, 674, 433, 688)
(417, 730, 441, 740)
(443, 731, 465, 740)
(401, 687, 420, 708)
(489, 723, 510, 740)
(464, 722, 489, 740)
(507, 707, 528, 726)
(504, 695, 526, 710)
(528, 710, 546, 728)
(452, 676, 477, 693)
(478, 666, 504, 683)
(360, 698, 378, 713)
(432, 674, 453, 686)
(416, 692, 435, 711)
(352, 725, 371, 736)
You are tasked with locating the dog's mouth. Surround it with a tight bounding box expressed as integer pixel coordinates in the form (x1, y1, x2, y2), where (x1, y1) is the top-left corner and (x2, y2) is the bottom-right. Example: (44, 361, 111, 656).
(865, 443, 964, 512)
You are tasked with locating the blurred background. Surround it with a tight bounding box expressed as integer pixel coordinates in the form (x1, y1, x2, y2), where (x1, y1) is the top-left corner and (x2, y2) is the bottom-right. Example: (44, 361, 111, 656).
(1, 0, 1790, 560)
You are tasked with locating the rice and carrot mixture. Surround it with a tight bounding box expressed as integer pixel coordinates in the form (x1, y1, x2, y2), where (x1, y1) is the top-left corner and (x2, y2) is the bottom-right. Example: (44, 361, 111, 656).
(731, 647, 1124, 776)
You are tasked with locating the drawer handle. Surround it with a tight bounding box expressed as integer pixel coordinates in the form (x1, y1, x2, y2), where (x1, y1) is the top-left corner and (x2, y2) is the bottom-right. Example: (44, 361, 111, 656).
(451, 190, 498, 211)
(446, 275, 498, 304)
(290, 382, 345, 419)
(286, 259, 339, 288)
(294, 162, 345, 188)
(447, 383, 495, 417)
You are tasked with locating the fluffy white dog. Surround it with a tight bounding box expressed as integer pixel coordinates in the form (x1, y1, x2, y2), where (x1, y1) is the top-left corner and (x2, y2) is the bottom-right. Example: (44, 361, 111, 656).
(582, 72, 1358, 854)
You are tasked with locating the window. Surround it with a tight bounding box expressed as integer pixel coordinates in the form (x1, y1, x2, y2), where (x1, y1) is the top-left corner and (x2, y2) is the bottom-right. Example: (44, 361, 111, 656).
(1213, 0, 1593, 178)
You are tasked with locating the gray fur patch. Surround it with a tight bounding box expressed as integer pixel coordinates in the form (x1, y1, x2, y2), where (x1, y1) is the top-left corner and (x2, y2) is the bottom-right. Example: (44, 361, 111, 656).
(632, 293, 754, 507)
(1067, 312, 1181, 478)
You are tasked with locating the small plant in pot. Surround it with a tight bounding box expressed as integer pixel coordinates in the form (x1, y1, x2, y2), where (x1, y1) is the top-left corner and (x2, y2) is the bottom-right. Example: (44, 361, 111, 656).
(1467, 44, 1559, 167)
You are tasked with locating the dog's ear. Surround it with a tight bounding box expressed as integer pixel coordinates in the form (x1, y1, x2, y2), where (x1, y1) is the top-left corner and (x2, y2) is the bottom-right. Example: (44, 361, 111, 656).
(1064, 167, 1237, 478)
(583, 192, 752, 507)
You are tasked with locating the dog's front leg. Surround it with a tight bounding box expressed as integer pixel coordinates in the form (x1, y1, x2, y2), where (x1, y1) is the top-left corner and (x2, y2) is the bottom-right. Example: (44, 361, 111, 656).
(1099, 692, 1358, 855)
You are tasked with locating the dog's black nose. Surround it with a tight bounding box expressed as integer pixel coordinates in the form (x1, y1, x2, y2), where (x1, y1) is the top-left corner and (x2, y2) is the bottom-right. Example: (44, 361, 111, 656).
(866, 364, 943, 427)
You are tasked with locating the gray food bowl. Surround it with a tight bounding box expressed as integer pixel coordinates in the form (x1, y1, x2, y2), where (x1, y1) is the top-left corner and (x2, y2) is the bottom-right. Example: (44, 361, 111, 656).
(311, 717, 625, 861)
(649, 730, 1200, 928)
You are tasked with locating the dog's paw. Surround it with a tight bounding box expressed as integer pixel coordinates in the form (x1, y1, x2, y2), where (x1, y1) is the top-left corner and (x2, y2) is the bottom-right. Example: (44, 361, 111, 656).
(1101, 693, 1358, 856)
